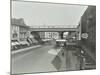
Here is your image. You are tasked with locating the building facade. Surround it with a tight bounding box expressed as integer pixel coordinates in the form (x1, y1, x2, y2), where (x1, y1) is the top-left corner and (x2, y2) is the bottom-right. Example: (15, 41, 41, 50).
(39, 32, 45, 39)
(81, 6, 96, 55)
(45, 32, 59, 39)
(11, 18, 29, 41)
(78, 6, 96, 69)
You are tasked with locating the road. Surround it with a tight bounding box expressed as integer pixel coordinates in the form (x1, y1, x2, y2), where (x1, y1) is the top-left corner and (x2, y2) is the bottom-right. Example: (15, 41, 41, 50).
(11, 44, 81, 74)
(12, 44, 59, 74)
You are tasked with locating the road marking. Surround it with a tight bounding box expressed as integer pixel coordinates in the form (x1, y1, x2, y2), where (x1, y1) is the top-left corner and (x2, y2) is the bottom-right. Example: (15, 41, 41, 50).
(48, 49, 61, 55)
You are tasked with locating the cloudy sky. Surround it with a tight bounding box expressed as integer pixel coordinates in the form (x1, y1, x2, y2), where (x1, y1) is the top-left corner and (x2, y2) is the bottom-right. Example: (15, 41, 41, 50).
(12, 1, 88, 26)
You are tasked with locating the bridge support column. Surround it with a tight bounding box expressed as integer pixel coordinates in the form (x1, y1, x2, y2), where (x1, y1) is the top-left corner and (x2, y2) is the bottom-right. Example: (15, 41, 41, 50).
(59, 32, 64, 39)
(77, 23, 81, 40)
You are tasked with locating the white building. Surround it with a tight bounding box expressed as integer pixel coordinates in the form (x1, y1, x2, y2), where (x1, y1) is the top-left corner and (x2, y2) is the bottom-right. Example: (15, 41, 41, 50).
(45, 32, 59, 39)
(11, 18, 29, 41)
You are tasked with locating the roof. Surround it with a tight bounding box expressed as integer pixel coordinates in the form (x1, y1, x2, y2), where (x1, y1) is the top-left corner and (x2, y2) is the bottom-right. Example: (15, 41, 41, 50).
(11, 18, 29, 27)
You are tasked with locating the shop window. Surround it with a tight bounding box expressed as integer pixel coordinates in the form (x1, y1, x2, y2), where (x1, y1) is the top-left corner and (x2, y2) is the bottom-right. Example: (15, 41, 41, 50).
(13, 33, 17, 38)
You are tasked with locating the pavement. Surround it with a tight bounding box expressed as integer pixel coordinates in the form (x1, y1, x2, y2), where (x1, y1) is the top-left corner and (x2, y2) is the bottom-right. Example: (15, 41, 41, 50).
(11, 45, 41, 55)
(81, 45, 96, 61)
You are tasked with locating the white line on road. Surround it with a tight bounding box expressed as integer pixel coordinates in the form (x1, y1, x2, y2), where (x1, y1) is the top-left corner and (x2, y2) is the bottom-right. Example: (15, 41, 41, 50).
(48, 48, 62, 55)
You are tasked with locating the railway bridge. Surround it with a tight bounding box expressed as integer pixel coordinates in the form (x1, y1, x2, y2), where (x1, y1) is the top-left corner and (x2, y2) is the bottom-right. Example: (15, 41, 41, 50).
(29, 25, 81, 40)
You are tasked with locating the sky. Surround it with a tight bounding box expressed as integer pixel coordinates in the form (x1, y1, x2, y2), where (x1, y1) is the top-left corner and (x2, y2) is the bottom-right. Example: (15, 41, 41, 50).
(12, 1, 88, 26)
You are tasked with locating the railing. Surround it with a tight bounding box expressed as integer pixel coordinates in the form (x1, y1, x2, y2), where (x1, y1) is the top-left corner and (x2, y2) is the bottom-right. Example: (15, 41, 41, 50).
(30, 25, 78, 28)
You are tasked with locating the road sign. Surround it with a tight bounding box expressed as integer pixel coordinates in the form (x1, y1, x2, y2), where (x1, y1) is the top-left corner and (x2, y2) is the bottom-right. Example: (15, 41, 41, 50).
(81, 33, 88, 39)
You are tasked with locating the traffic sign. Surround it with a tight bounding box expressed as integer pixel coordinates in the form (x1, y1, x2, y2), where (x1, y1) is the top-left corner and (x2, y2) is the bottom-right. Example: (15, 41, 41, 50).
(81, 33, 88, 39)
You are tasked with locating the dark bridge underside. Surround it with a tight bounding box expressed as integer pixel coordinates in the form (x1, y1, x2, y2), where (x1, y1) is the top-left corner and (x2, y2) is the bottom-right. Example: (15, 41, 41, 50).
(30, 28, 78, 32)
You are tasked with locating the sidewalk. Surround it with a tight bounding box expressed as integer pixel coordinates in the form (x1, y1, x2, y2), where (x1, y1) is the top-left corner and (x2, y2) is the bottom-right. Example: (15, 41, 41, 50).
(81, 45, 96, 61)
(11, 45, 41, 55)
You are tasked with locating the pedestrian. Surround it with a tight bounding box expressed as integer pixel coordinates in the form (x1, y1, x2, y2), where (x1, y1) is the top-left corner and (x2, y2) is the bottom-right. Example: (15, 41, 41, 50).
(27, 37, 31, 46)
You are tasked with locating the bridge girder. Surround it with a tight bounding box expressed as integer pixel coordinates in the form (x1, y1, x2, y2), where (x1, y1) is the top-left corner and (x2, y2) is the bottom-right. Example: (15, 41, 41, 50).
(30, 28, 78, 32)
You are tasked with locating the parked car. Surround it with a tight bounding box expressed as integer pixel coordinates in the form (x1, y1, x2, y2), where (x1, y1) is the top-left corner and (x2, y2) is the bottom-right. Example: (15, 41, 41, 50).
(56, 39, 67, 47)
(11, 42, 17, 50)
(19, 41, 30, 47)
(11, 40, 21, 50)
